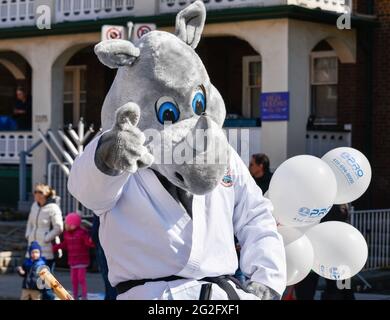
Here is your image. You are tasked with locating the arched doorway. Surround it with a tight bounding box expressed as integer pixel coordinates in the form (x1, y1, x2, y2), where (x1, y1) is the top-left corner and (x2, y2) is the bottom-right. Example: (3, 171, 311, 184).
(63, 46, 116, 129)
(197, 36, 261, 123)
(0, 51, 32, 131)
(196, 36, 262, 165)
(0, 51, 32, 208)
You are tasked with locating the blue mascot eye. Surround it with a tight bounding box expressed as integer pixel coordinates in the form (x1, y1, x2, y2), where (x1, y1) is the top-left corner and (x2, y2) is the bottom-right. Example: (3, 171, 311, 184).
(156, 100, 180, 124)
(192, 91, 206, 115)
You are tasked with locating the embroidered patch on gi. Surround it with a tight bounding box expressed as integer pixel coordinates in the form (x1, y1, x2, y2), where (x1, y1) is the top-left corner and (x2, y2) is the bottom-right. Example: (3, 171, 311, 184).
(221, 167, 234, 187)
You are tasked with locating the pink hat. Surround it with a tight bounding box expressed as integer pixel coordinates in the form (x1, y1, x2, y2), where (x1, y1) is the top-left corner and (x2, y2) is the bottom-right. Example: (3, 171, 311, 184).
(65, 212, 81, 228)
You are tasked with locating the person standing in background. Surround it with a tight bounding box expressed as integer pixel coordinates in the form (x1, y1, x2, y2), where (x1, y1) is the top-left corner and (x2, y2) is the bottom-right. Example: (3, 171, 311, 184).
(249, 153, 273, 193)
(13, 87, 32, 130)
(25, 184, 64, 300)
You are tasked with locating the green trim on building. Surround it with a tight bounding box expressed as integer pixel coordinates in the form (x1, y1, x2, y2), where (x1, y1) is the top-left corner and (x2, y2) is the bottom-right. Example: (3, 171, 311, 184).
(0, 165, 31, 208)
(0, 5, 378, 40)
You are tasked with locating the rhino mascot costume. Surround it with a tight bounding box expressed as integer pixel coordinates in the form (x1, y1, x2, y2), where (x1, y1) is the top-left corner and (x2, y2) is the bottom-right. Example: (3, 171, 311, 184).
(68, 1, 286, 300)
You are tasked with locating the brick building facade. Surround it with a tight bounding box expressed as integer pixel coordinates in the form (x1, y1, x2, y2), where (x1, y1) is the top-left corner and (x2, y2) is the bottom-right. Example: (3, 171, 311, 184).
(335, 1, 389, 209)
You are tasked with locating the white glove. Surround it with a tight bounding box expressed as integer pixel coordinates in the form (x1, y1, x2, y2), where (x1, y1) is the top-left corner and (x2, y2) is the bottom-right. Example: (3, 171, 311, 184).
(246, 281, 281, 300)
(95, 103, 154, 176)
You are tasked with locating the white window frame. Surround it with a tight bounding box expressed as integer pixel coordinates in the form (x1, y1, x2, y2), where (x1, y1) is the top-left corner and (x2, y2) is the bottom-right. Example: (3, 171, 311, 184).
(242, 55, 262, 118)
(64, 65, 87, 126)
(310, 51, 339, 125)
(310, 51, 338, 85)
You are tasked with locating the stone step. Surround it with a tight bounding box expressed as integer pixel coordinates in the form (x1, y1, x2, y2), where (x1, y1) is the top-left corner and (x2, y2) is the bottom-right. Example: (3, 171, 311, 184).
(0, 222, 28, 253)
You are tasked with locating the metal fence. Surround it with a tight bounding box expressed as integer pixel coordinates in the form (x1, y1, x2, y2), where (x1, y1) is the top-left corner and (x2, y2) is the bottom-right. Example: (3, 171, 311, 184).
(351, 208, 390, 270)
(48, 162, 94, 218)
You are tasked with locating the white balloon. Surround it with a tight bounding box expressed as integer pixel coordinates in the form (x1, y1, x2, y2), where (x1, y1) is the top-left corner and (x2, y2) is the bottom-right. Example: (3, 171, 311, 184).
(295, 221, 319, 234)
(306, 222, 368, 280)
(278, 226, 314, 286)
(268, 155, 337, 226)
(322, 147, 371, 204)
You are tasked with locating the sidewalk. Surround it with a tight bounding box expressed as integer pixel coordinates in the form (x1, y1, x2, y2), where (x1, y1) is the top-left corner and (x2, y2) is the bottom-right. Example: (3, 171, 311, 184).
(0, 269, 105, 300)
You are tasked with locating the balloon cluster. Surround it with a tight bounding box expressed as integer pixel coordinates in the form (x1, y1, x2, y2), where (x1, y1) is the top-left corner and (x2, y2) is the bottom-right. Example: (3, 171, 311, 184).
(267, 147, 371, 286)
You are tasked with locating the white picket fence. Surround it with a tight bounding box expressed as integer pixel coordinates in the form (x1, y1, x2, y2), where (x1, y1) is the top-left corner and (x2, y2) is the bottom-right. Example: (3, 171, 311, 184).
(0, 0, 35, 28)
(351, 209, 390, 271)
(0, 131, 33, 164)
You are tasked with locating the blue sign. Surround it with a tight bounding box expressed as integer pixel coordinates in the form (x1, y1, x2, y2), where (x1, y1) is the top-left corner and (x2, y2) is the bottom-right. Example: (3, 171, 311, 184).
(261, 92, 289, 121)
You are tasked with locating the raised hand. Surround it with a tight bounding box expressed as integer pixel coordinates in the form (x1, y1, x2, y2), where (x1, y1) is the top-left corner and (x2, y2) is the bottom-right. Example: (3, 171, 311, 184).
(95, 102, 154, 175)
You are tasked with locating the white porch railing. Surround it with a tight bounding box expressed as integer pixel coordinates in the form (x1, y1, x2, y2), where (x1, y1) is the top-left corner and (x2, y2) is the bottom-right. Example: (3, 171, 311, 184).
(305, 130, 351, 158)
(288, 0, 351, 13)
(159, 0, 350, 14)
(160, 0, 270, 13)
(0, 0, 35, 28)
(0, 131, 33, 164)
(55, 0, 136, 23)
(351, 209, 390, 270)
(225, 127, 261, 167)
(0, 128, 350, 166)
(0, 0, 352, 27)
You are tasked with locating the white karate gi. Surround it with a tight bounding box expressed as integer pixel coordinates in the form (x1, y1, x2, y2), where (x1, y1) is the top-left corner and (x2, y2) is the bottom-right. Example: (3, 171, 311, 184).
(68, 136, 286, 300)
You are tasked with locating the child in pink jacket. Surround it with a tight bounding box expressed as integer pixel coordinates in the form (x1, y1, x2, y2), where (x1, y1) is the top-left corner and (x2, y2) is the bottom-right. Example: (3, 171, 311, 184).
(54, 212, 94, 300)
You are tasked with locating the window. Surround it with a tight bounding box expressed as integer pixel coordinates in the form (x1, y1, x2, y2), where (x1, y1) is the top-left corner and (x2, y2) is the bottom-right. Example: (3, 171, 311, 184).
(64, 65, 87, 126)
(242, 56, 262, 119)
(310, 51, 338, 125)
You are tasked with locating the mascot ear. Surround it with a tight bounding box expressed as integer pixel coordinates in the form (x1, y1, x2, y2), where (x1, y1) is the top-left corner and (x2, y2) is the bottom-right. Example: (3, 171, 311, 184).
(175, 0, 206, 49)
(94, 39, 140, 69)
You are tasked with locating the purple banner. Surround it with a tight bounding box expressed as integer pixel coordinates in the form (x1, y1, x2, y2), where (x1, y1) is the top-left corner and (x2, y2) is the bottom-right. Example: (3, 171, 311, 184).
(261, 92, 289, 121)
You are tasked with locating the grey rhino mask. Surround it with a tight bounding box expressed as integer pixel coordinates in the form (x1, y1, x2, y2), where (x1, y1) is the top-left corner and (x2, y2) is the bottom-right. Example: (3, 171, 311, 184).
(94, 0, 230, 195)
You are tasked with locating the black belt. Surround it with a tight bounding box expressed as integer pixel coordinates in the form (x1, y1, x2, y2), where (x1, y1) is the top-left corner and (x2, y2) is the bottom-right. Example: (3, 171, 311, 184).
(116, 275, 245, 300)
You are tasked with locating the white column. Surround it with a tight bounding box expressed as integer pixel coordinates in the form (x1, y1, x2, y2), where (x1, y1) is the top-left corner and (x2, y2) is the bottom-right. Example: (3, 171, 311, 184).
(287, 22, 311, 159)
(29, 44, 86, 186)
(236, 19, 290, 170)
(259, 22, 289, 170)
(30, 46, 58, 186)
